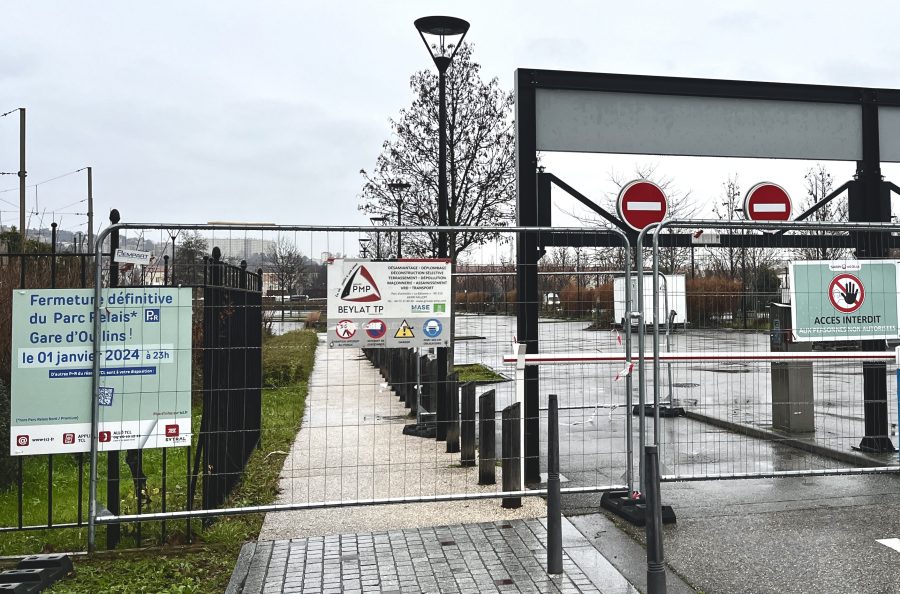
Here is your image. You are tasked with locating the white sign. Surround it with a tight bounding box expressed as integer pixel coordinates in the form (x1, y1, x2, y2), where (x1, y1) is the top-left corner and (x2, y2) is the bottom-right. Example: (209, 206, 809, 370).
(326, 259, 451, 349)
(10, 288, 193, 455)
(114, 248, 152, 265)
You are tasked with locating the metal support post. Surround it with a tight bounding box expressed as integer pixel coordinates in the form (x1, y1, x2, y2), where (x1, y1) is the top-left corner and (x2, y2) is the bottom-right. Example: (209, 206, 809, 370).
(547, 394, 562, 575)
(644, 445, 667, 594)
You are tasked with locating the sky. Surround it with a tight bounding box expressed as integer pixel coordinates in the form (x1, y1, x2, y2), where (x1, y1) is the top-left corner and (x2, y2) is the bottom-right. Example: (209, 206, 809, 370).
(3, 0, 900, 239)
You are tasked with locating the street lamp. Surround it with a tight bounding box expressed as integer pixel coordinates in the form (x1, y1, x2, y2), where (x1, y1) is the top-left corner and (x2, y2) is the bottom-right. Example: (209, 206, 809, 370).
(414, 15, 469, 443)
(414, 15, 469, 258)
(359, 237, 371, 258)
(387, 181, 410, 258)
(370, 216, 387, 259)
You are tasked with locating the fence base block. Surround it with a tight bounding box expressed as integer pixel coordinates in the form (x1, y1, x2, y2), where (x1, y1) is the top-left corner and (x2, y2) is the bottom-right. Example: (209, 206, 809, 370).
(402, 423, 436, 439)
(631, 404, 685, 418)
(600, 491, 676, 526)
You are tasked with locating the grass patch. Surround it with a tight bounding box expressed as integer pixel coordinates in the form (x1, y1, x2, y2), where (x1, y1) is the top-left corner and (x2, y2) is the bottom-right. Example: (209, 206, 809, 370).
(0, 329, 318, 593)
(453, 363, 508, 384)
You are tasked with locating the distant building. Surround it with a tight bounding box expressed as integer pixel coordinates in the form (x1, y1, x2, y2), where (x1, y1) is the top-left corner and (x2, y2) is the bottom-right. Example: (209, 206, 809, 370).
(208, 237, 275, 261)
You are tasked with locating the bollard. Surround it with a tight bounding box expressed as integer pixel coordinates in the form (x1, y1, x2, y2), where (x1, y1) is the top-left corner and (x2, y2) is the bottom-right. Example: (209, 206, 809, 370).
(478, 390, 496, 485)
(397, 350, 407, 404)
(501, 402, 521, 509)
(408, 350, 418, 414)
(446, 372, 460, 453)
(460, 382, 476, 467)
(644, 445, 667, 594)
(547, 394, 562, 575)
(421, 356, 434, 413)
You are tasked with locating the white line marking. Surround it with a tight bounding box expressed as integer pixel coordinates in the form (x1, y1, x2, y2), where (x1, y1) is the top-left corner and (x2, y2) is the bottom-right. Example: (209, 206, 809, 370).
(752, 203, 788, 213)
(877, 538, 900, 553)
(627, 201, 662, 211)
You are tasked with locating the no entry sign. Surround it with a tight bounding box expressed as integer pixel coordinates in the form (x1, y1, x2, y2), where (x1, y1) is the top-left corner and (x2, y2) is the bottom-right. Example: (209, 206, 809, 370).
(616, 180, 668, 231)
(743, 182, 791, 221)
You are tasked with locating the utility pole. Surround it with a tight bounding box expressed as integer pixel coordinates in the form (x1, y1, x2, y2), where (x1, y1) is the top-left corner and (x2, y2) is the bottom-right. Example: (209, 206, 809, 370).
(87, 167, 94, 250)
(18, 108, 25, 246)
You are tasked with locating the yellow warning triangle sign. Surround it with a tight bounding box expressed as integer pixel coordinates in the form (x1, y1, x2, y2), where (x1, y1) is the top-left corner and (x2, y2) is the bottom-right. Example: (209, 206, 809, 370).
(394, 320, 415, 339)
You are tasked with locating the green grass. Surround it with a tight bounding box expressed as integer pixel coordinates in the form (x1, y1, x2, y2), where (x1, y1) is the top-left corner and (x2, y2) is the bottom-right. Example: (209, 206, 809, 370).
(0, 329, 318, 593)
(453, 363, 508, 384)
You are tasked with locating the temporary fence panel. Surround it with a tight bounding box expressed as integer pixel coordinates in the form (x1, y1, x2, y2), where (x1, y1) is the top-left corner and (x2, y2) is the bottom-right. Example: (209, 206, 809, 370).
(643, 219, 900, 482)
(32, 224, 635, 552)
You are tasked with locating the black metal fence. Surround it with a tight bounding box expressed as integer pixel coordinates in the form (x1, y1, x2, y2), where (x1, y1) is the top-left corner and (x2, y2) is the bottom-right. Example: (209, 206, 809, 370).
(0, 221, 263, 551)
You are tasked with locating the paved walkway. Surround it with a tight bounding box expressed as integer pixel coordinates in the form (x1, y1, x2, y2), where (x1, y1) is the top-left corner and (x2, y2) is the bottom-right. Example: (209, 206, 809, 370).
(229, 516, 638, 593)
(259, 342, 543, 540)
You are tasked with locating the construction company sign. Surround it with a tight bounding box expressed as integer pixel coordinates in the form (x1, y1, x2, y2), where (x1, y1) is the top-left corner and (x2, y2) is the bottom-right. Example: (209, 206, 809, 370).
(789, 260, 900, 341)
(10, 288, 193, 455)
(327, 259, 451, 349)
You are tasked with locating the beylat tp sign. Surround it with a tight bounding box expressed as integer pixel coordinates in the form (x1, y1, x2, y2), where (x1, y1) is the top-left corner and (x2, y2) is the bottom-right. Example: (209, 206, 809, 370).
(327, 259, 451, 349)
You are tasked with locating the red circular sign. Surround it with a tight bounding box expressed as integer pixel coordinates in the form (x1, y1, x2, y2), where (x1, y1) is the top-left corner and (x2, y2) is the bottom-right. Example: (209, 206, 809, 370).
(829, 274, 864, 313)
(743, 182, 791, 221)
(335, 319, 357, 339)
(617, 180, 668, 231)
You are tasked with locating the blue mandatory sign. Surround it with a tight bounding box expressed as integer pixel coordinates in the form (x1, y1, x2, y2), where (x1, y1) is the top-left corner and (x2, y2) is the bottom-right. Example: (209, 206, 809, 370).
(422, 318, 443, 338)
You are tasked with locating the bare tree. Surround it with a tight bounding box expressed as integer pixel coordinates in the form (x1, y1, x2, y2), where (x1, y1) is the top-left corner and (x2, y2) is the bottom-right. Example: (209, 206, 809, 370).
(358, 43, 515, 261)
(266, 237, 306, 296)
(794, 164, 850, 260)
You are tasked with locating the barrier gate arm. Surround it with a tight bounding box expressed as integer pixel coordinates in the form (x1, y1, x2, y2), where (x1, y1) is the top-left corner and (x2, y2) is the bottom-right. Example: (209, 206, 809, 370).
(503, 351, 898, 365)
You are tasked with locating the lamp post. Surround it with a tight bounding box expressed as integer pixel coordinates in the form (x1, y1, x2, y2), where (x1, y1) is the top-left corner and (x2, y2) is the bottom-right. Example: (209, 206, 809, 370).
(370, 216, 386, 259)
(414, 15, 469, 442)
(387, 181, 410, 258)
(414, 16, 469, 257)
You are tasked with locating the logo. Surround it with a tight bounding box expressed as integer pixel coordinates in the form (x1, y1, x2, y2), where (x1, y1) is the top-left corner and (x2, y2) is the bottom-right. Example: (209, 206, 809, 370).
(433, 303, 447, 313)
(145, 308, 160, 322)
(16, 435, 29, 447)
(165, 424, 180, 437)
(423, 319, 443, 338)
(411, 304, 430, 313)
(63, 433, 75, 445)
(829, 273, 865, 314)
(335, 320, 357, 339)
(340, 265, 382, 302)
(364, 319, 387, 339)
(394, 320, 415, 339)
(98, 431, 112, 443)
(98, 387, 114, 406)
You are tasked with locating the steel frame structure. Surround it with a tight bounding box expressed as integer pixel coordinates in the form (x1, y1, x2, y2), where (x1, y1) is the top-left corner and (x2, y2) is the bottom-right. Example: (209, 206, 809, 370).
(516, 70, 900, 482)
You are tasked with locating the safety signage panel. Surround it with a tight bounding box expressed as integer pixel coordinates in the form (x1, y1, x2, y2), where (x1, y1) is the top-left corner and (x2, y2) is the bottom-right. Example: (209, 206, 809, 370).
(789, 260, 900, 342)
(327, 259, 451, 349)
(10, 288, 193, 455)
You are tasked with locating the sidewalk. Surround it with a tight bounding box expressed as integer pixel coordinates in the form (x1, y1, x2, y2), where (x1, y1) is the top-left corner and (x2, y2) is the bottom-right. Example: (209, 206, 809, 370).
(259, 342, 544, 540)
(229, 516, 639, 593)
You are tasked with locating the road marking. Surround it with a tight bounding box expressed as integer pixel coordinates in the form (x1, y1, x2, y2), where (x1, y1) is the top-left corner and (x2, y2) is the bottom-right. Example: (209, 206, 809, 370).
(627, 201, 662, 211)
(876, 538, 900, 553)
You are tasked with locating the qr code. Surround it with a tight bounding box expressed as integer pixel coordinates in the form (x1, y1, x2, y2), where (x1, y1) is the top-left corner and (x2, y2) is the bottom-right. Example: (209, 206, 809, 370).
(98, 387, 114, 406)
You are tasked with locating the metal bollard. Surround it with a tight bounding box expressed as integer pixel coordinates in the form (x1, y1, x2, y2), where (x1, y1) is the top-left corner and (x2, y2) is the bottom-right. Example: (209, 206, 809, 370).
(501, 402, 521, 509)
(547, 394, 562, 574)
(446, 372, 460, 453)
(478, 390, 496, 485)
(460, 382, 476, 466)
(644, 445, 667, 594)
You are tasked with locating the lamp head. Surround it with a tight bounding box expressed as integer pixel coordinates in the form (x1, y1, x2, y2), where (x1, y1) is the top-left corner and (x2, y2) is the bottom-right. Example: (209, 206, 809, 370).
(414, 16, 470, 72)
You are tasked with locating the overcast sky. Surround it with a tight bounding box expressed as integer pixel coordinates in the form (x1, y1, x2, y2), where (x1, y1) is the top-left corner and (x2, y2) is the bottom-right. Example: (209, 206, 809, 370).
(3, 0, 900, 238)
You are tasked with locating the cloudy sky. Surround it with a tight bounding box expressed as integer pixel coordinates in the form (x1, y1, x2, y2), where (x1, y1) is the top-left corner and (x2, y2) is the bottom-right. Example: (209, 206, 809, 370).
(2, 0, 900, 238)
